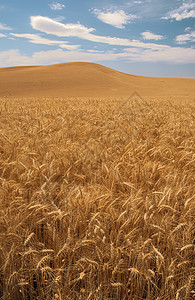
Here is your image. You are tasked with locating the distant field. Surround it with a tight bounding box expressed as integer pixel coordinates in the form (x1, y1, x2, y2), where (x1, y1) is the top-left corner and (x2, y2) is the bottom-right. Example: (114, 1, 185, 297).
(0, 95, 194, 299)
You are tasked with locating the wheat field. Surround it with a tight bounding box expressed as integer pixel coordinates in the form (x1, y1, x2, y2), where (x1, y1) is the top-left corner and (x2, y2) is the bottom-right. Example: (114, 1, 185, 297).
(0, 95, 194, 299)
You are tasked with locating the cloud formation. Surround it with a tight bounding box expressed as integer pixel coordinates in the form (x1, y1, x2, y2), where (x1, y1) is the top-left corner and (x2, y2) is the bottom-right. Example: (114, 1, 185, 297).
(30, 16, 173, 48)
(2, 9, 195, 69)
(162, 2, 195, 21)
(126, 40, 169, 50)
(0, 43, 194, 69)
(141, 31, 164, 40)
(10, 33, 80, 50)
(175, 31, 195, 43)
(30, 16, 133, 46)
(49, 2, 65, 11)
(0, 33, 6, 37)
(92, 9, 138, 28)
(0, 22, 12, 30)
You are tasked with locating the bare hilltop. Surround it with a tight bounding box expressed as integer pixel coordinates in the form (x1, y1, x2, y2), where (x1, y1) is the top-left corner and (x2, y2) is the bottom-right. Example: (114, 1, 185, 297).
(0, 62, 194, 97)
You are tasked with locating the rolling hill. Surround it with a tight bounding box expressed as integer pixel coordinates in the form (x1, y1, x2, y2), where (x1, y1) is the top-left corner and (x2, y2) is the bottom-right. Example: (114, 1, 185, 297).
(0, 62, 194, 97)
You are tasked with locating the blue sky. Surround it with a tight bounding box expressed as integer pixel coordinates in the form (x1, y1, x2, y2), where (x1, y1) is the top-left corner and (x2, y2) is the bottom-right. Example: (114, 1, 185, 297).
(0, 0, 195, 77)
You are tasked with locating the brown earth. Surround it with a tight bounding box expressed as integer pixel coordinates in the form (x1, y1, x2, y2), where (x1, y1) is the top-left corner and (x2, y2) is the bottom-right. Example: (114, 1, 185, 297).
(0, 62, 194, 97)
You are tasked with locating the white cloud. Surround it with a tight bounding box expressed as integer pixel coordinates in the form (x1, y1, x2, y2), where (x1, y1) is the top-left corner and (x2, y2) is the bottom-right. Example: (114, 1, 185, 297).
(10, 33, 80, 50)
(31, 16, 95, 37)
(87, 49, 105, 53)
(127, 40, 169, 50)
(59, 44, 81, 50)
(162, 2, 195, 21)
(185, 27, 191, 31)
(0, 22, 12, 30)
(49, 2, 65, 11)
(92, 9, 138, 28)
(175, 31, 195, 44)
(0, 44, 195, 69)
(0, 49, 116, 67)
(127, 47, 195, 63)
(26, 16, 193, 52)
(54, 16, 66, 22)
(30, 16, 133, 46)
(141, 31, 164, 40)
(11, 33, 64, 45)
(84, 34, 132, 46)
(0, 33, 6, 37)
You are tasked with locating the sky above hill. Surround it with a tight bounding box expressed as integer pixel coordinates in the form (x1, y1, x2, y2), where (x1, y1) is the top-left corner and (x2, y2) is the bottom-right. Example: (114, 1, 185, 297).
(0, 0, 195, 77)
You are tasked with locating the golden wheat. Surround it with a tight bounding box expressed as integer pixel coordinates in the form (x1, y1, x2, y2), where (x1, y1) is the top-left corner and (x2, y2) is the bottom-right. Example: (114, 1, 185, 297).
(0, 95, 194, 299)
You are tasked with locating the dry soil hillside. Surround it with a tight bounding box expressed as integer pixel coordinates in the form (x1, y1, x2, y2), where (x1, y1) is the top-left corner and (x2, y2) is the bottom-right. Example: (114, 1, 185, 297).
(0, 62, 194, 97)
